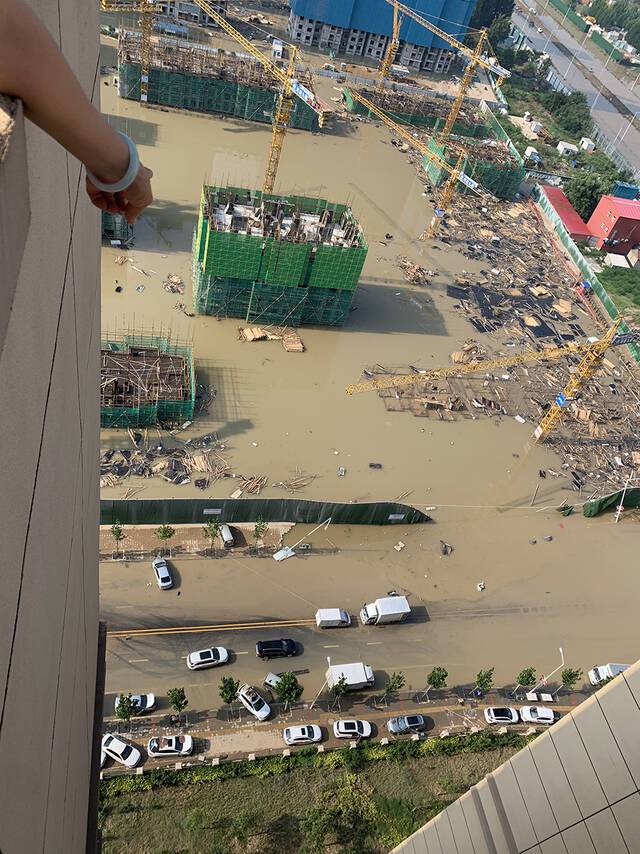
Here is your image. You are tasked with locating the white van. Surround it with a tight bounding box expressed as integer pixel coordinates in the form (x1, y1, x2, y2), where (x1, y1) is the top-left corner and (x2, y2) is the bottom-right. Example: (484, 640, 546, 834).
(220, 524, 234, 548)
(588, 663, 629, 686)
(315, 608, 351, 628)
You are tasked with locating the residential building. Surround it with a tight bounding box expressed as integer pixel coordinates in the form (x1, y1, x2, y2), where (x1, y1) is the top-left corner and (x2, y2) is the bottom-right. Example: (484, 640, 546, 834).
(393, 660, 640, 853)
(156, 0, 227, 28)
(288, 0, 477, 74)
(0, 0, 101, 851)
(587, 194, 640, 254)
(544, 186, 592, 242)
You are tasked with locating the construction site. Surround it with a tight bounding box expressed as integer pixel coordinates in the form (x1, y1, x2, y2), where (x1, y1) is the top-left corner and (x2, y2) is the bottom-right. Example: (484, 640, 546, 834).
(100, 333, 195, 428)
(192, 185, 368, 326)
(117, 31, 321, 130)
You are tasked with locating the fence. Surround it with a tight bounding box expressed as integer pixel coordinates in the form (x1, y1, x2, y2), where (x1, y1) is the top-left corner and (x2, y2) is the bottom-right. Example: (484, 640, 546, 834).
(533, 185, 640, 363)
(100, 497, 432, 526)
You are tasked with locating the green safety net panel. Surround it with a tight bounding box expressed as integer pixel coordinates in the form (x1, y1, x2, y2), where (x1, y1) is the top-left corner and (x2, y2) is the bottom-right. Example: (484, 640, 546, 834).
(583, 488, 640, 517)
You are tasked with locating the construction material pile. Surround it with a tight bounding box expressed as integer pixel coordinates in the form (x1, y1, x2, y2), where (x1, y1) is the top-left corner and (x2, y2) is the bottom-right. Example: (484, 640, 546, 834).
(239, 326, 305, 352)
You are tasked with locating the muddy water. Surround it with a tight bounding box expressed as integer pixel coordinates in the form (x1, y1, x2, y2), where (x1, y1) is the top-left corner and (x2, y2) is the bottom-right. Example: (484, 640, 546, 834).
(100, 44, 565, 514)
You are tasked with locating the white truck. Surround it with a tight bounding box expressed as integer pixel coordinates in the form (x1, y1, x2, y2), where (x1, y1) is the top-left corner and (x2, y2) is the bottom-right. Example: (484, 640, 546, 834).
(588, 663, 630, 686)
(359, 595, 411, 626)
(315, 608, 351, 628)
(326, 662, 374, 691)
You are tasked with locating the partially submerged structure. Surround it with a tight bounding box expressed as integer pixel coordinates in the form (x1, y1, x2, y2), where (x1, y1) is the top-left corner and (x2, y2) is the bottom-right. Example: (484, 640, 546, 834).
(100, 333, 195, 427)
(117, 31, 320, 130)
(192, 185, 368, 326)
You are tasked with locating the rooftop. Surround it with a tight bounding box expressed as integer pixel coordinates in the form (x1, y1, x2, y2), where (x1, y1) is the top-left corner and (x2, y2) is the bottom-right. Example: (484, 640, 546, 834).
(544, 186, 591, 237)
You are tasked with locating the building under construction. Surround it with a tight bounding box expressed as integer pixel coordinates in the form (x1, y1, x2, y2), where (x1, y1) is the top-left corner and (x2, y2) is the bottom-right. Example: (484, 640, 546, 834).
(117, 31, 320, 130)
(100, 333, 195, 428)
(342, 87, 489, 138)
(192, 185, 368, 327)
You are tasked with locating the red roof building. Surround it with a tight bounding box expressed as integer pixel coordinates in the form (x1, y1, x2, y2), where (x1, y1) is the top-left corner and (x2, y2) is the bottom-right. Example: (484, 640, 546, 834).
(587, 195, 640, 254)
(544, 186, 592, 241)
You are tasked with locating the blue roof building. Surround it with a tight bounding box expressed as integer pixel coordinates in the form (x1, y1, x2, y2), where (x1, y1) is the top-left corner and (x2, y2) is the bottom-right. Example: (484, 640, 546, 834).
(288, 0, 477, 73)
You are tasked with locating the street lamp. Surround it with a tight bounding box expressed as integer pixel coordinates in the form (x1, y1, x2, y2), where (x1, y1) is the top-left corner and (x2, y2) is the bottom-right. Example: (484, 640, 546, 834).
(531, 647, 564, 694)
(309, 655, 331, 710)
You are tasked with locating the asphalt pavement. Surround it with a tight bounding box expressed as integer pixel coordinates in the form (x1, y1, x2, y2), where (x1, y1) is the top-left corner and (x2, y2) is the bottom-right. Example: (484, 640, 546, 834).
(513, 0, 640, 174)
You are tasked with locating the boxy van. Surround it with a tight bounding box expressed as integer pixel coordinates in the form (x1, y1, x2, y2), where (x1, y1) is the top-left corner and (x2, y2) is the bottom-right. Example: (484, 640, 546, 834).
(315, 608, 351, 628)
(220, 524, 235, 548)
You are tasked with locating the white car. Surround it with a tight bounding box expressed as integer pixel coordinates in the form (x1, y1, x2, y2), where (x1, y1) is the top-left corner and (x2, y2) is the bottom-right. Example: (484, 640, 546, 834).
(283, 725, 322, 746)
(147, 735, 194, 757)
(101, 733, 142, 768)
(237, 683, 271, 720)
(520, 706, 555, 725)
(114, 693, 156, 715)
(484, 707, 519, 725)
(100, 747, 107, 769)
(186, 647, 229, 670)
(152, 557, 173, 590)
(333, 719, 372, 739)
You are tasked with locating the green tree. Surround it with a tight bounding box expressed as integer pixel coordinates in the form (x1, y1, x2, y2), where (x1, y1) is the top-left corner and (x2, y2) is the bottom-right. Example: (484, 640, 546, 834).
(475, 668, 495, 694)
(274, 672, 304, 709)
(515, 667, 537, 689)
(561, 667, 583, 692)
(167, 687, 188, 716)
(219, 675, 240, 706)
(253, 516, 269, 544)
(202, 518, 221, 555)
(565, 172, 610, 221)
(329, 674, 349, 700)
(488, 14, 511, 46)
(115, 693, 140, 723)
(470, 0, 515, 30)
(155, 524, 176, 556)
(110, 522, 125, 558)
(383, 671, 406, 700)
(302, 772, 378, 853)
(426, 666, 448, 698)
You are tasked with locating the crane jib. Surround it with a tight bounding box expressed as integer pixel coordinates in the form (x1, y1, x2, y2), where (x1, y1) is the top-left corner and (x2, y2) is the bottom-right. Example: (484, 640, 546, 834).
(457, 172, 479, 191)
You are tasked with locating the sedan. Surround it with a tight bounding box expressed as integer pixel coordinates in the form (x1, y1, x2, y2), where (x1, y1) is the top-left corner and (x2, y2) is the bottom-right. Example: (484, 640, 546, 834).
(519, 706, 555, 725)
(386, 714, 426, 735)
(283, 725, 322, 746)
(333, 719, 372, 739)
(484, 707, 519, 725)
(114, 693, 156, 715)
(147, 735, 193, 757)
(186, 647, 229, 670)
(152, 557, 173, 590)
(101, 733, 142, 768)
(237, 683, 271, 721)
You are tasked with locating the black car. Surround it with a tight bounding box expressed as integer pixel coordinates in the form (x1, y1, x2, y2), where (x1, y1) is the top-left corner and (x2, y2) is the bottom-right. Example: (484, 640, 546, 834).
(255, 638, 297, 660)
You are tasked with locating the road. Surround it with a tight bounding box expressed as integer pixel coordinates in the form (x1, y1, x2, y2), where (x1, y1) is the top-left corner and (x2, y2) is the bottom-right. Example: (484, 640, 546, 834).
(513, 0, 640, 174)
(102, 515, 640, 716)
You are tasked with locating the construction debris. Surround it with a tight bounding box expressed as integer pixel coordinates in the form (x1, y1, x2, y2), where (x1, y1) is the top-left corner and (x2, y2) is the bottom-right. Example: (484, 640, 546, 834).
(397, 256, 433, 286)
(163, 274, 184, 294)
(239, 326, 305, 353)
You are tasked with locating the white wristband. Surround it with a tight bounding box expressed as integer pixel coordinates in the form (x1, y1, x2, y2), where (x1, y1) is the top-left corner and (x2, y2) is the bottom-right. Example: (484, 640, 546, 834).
(87, 132, 139, 193)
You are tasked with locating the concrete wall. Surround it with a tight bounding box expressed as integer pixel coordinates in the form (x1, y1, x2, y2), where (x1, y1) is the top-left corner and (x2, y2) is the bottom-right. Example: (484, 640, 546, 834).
(0, 1, 100, 852)
(393, 660, 640, 853)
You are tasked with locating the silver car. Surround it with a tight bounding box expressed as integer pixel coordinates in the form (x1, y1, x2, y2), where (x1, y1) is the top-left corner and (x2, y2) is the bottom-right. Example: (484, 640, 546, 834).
(152, 557, 173, 590)
(186, 647, 229, 670)
(237, 683, 271, 721)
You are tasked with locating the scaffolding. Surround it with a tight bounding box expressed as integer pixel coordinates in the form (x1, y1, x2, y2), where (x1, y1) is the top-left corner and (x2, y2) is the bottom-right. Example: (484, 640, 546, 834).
(342, 87, 489, 138)
(192, 185, 368, 326)
(100, 332, 195, 428)
(117, 31, 319, 130)
(101, 211, 132, 244)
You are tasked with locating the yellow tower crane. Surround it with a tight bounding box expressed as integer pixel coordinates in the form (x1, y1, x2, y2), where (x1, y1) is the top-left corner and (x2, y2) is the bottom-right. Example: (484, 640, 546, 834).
(377, 0, 403, 92)
(191, 0, 329, 193)
(382, 0, 510, 142)
(347, 89, 493, 238)
(345, 319, 632, 443)
(100, 1, 160, 105)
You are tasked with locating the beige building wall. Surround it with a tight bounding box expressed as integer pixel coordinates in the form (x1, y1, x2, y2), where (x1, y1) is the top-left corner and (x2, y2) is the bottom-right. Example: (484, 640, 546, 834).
(393, 661, 640, 853)
(0, 1, 100, 852)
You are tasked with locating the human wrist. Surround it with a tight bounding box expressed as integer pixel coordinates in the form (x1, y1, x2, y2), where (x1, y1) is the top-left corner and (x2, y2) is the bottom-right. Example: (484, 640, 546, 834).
(87, 131, 130, 184)
(87, 132, 140, 193)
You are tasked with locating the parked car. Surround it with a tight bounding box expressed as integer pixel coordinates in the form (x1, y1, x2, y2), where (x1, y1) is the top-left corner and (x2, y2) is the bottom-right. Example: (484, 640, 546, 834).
(484, 707, 519, 725)
(100, 747, 108, 769)
(147, 735, 193, 757)
(237, 684, 271, 720)
(519, 706, 555, 725)
(151, 556, 173, 590)
(101, 733, 142, 768)
(283, 725, 322, 746)
(114, 693, 156, 715)
(186, 647, 229, 670)
(333, 719, 372, 739)
(386, 714, 426, 735)
(255, 638, 297, 660)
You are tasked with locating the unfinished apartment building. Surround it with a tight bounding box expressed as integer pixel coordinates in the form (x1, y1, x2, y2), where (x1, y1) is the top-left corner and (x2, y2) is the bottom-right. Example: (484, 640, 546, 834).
(155, 0, 227, 27)
(192, 185, 368, 326)
(100, 334, 195, 427)
(287, 0, 470, 73)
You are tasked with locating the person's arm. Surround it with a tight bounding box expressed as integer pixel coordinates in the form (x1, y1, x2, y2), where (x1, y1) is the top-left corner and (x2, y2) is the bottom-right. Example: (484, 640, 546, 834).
(0, 0, 152, 222)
